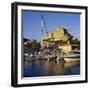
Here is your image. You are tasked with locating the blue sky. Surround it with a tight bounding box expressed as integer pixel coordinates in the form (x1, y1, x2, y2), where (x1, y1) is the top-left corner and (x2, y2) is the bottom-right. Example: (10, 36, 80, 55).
(22, 11, 80, 42)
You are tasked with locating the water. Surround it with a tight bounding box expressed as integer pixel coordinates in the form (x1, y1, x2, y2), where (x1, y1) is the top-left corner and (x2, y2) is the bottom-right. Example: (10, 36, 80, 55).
(23, 59, 80, 77)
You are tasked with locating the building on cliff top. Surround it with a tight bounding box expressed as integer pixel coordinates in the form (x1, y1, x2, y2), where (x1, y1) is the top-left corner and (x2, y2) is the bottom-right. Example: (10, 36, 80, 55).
(42, 27, 80, 52)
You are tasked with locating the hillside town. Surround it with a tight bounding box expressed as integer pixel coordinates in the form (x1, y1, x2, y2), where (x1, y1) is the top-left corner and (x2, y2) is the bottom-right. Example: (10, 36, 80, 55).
(24, 27, 80, 62)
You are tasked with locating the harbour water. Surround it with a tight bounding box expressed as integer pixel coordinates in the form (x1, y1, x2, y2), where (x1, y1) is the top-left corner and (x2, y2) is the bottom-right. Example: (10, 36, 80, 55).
(23, 59, 80, 77)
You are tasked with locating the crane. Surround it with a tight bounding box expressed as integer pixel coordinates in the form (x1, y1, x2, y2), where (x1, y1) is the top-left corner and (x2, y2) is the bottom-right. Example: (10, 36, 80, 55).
(41, 13, 48, 35)
(41, 13, 48, 48)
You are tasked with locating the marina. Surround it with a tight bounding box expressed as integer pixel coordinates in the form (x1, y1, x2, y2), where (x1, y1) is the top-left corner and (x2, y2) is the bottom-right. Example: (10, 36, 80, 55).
(23, 51, 80, 77)
(23, 13, 80, 77)
(24, 51, 80, 62)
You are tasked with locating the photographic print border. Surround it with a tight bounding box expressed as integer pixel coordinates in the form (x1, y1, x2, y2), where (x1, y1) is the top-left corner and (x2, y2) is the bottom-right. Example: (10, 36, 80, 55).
(11, 2, 88, 87)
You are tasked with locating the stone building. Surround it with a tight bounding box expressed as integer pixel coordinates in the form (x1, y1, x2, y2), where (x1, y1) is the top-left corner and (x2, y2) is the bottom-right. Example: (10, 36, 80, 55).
(42, 27, 80, 52)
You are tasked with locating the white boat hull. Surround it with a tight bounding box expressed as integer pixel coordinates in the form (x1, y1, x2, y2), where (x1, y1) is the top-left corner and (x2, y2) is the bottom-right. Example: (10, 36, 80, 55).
(64, 57, 80, 62)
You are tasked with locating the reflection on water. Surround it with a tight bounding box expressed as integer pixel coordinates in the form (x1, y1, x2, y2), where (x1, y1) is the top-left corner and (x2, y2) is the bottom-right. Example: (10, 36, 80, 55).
(23, 59, 80, 77)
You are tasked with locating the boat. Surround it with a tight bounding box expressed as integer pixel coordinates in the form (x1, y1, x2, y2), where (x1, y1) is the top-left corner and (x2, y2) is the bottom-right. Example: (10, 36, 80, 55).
(63, 51, 80, 62)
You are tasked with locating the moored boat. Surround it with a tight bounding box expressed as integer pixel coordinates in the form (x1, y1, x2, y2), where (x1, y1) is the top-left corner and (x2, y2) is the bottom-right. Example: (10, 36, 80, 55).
(63, 51, 80, 62)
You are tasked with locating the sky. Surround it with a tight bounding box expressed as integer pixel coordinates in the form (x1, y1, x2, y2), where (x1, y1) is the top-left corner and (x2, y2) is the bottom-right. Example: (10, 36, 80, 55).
(22, 10, 80, 42)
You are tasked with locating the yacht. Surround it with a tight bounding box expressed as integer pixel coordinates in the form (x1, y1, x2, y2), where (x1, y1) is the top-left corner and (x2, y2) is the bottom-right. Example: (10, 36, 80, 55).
(63, 51, 80, 62)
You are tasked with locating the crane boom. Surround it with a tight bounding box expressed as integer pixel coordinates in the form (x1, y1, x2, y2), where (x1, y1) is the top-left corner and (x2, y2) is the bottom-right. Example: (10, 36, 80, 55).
(41, 14, 48, 35)
(41, 13, 48, 48)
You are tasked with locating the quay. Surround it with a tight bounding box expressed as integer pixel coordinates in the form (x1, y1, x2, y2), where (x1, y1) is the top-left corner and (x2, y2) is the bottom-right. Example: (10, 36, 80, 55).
(24, 51, 80, 63)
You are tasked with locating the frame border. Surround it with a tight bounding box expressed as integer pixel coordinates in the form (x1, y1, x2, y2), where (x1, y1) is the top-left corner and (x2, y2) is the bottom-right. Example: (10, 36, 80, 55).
(11, 2, 88, 87)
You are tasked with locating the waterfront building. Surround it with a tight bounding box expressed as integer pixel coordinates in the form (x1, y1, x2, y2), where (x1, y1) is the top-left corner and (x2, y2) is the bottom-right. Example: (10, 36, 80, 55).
(24, 38, 40, 54)
(42, 27, 80, 52)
